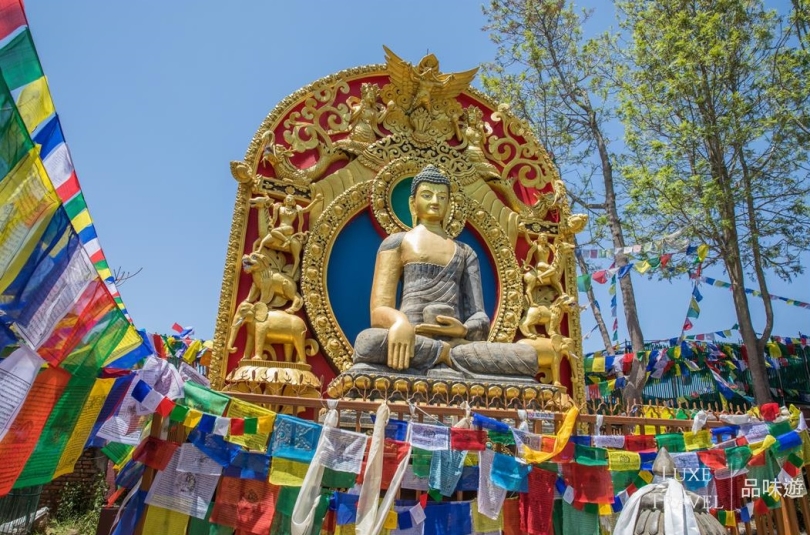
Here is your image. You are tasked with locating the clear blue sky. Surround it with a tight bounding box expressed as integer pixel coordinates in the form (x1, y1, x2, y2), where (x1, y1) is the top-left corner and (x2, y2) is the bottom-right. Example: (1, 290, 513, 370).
(23, 2, 809, 351)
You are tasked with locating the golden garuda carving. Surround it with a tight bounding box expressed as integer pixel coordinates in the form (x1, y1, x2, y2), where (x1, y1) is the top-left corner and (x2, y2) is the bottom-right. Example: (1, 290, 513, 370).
(211, 47, 588, 408)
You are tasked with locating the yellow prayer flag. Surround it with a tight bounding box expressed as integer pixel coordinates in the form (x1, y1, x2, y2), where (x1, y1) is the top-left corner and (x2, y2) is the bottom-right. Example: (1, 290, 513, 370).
(0, 150, 59, 293)
(683, 430, 712, 451)
(472, 502, 503, 533)
(598, 503, 613, 516)
(697, 244, 709, 262)
(258, 414, 276, 434)
(638, 471, 653, 484)
(634, 260, 651, 274)
(384, 511, 398, 530)
(70, 209, 92, 233)
(226, 398, 276, 451)
(592, 357, 605, 373)
(750, 435, 776, 456)
(184, 339, 202, 363)
(142, 504, 189, 534)
(184, 409, 203, 428)
(269, 457, 308, 487)
(608, 451, 640, 471)
(724, 511, 737, 527)
(53, 378, 116, 478)
(16, 76, 55, 132)
(464, 452, 479, 466)
(524, 406, 578, 464)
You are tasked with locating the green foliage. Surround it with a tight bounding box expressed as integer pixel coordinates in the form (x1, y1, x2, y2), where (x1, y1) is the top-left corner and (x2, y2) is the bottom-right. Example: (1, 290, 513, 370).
(35, 476, 107, 535)
(616, 0, 810, 282)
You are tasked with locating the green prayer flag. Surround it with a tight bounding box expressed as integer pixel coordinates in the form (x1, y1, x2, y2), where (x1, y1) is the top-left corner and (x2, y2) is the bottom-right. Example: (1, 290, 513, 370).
(0, 74, 31, 178)
(184, 381, 230, 415)
(577, 274, 592, 293)
(412, 448, 432, 478)
(768, 420, 792, 438)
(243, 417, 258, 435)
(725, 445, 752, 472)
(487, 430, 515, 445)
(61, 309, 131, 378)
(187, 503, 233, 535)
(322, 468, 356, 489)
(14, 376, 95, 487)
(655, 433, 686, 453)
(169, 404, 190, 423)
(101, 442, 133, 465)
(574, 444, 608, 466)
(0, 29, 44, 90)
(562, 500, 600, 535)
(63, 193, 87, 219)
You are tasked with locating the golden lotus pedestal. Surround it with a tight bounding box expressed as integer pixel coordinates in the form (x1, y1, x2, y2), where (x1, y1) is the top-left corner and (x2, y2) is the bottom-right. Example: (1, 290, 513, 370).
(223, 360, 321, 412)
(327, 371, 572, 411)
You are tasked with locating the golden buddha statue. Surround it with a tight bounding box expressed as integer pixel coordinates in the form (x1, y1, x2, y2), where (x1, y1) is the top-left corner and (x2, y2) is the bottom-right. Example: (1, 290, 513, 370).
(348, 165, 538, 380)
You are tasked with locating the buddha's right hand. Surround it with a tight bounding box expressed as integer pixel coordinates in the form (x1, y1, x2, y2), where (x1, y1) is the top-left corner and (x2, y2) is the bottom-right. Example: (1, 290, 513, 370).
(387, 319, 416, 370)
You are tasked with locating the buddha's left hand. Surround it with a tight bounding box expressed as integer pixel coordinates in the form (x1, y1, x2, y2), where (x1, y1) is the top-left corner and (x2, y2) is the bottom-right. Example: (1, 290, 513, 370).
(414, 316, 468, 339)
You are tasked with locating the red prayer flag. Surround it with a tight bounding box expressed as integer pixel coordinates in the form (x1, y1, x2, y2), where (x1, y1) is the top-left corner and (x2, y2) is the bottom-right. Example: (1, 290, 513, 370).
(564, 463, 614, 505)
(502, 497, 522, 535)
(0, 367, 70, 495)
(592, 270, 608, 284)
(625, 435, 656, 452)
(697, 449, 726, 470)
(0, 0, 26, 41)
(171, 322, 184, 333)
(132, 436, 179, 471)
(211, 477, 280, 533)
(230, 418, 245, 436)
(55, 172, 80, 201)
(550, 441, 575, 464)
(520, 468, 557, 535)
(155, 397, 175, 418)
(450, 428, 487, 451)
(357, 439, 410, 489)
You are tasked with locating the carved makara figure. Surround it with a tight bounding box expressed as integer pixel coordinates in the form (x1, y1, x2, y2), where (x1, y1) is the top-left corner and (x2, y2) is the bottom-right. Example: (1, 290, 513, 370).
(228, 302, 311, 362)
(250, 192, 323, 277)
(348, 165, 538, 379)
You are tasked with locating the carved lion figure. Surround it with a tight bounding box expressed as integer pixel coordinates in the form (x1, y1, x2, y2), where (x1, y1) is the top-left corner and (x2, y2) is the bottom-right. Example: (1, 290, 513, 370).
(242, 252, 303, 313)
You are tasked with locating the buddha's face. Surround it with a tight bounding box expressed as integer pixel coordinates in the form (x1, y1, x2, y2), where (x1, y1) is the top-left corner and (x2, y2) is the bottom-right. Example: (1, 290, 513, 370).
(411, 182, 449, 224)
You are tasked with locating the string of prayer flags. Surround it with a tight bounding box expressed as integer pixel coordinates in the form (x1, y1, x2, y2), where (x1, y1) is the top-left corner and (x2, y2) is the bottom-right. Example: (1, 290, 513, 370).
(694, 275, 810, 309)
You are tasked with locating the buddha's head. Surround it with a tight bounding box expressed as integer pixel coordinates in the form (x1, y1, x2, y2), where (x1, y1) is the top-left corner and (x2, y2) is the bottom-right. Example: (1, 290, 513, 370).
(409, 165, 450, 226)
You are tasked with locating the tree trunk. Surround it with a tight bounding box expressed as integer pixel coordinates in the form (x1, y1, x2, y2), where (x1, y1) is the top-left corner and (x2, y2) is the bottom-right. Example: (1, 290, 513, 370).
(576, 252, 613, 352)
(591, 111, 645, 352)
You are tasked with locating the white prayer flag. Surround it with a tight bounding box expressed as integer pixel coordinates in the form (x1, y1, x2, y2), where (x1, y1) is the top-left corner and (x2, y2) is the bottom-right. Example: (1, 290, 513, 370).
(410, 423, 450, 451)
(0, 346, 44, 442)
(319, 426, 368, 474)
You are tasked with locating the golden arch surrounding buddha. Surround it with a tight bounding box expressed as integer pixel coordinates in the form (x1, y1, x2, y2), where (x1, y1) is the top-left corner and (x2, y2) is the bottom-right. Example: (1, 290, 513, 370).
(350, 165, 538, 380)
(213, 46, 588, 405)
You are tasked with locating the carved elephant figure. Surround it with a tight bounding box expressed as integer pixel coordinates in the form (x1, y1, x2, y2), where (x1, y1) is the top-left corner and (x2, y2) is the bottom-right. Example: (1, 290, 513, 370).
(228, 301, 310, 363)
(517, 334, 579, 386)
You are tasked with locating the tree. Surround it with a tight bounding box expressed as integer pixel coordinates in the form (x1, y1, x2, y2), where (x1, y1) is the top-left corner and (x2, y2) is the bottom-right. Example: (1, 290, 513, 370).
(616, 0, 810, 404)
(480, 0, 647, 356)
